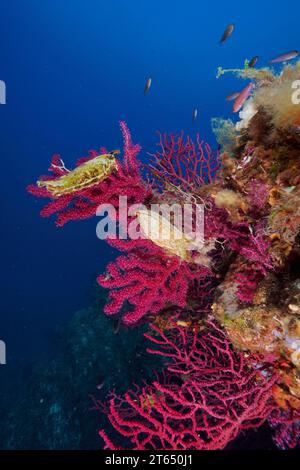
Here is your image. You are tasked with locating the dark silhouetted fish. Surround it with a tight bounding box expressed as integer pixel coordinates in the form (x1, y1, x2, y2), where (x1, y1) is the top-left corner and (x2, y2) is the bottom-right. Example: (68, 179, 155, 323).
(113, 317, 121, 334)
(220, 24, 234, 44)
(249, 55, 259, 67)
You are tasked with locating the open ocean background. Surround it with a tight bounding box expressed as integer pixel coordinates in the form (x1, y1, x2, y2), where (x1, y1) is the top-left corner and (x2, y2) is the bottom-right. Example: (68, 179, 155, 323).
(0, 0, 299, 449)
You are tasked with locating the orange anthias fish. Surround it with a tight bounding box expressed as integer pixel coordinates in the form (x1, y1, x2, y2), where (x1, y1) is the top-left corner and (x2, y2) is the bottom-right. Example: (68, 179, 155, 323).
(232, 83, 254, 113)
(269, 50, 298, 63)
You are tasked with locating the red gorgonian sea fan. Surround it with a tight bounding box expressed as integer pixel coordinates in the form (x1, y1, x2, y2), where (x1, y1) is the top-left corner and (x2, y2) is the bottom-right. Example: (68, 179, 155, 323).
(27, 123, 218, 325)
(97, 321, 277, 450)
(98, 237, 212, 325)
(148, 131, 220, 191)
(235, 230, 274, 303)
(96, 130, 220, 325)
(269, 407, 300, 449)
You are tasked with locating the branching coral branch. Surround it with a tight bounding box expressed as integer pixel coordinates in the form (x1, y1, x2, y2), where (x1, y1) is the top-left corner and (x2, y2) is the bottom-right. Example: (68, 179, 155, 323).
(98, 237, 211, 325)
(148, 132, 220, 192)
(269, 407, 300, 449)
(98, 322, 277, 450)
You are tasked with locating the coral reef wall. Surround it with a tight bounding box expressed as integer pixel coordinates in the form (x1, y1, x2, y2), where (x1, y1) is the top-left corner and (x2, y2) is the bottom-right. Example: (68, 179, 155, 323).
(27, 61, 300, 449)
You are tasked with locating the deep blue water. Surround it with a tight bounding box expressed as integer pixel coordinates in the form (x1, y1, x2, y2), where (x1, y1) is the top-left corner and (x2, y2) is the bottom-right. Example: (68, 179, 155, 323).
(0, 0, 299, 449)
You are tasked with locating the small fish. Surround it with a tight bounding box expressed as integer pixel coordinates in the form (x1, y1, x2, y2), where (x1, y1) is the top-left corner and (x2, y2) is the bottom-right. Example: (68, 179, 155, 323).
(233, 83, 254, 113)
(96, 380, 105, 391)
(144, 78, 152, 95)
(249, 55, 259, 67)
(113, 317, 121, 334)
(192, 108, 198, 121)
(220, 24, 234, 44)
(269, 50, 298, 63)
(226, 92, 240, 101)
